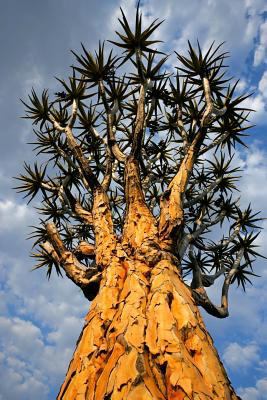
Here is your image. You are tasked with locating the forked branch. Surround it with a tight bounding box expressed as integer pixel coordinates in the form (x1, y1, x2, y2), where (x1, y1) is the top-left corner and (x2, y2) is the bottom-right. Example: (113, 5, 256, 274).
(191, 248, 244, 318)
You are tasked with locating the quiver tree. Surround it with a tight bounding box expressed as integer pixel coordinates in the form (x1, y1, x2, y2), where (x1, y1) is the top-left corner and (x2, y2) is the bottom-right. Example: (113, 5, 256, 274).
(16, 4, 264, 400)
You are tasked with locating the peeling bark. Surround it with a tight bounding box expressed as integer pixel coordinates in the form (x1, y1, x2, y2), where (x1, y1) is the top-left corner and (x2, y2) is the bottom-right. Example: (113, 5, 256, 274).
(57, 248, 239, 400)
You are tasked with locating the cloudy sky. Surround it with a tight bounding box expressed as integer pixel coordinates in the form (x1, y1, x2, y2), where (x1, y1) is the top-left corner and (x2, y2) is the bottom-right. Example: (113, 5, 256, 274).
(0, 0, 267, 399)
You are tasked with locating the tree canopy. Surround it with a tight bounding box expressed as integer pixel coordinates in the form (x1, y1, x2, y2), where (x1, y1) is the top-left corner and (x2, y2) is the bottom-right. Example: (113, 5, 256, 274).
(16, 3, 264, 318)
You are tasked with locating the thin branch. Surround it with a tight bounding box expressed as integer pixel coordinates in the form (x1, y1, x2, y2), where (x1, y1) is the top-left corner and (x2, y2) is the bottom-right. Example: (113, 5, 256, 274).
(221, 248, 244, 309)
(48, 106, 99, 190)
(191, 211, 226, 240)
(101, 146, 114, 192)
(188, 246, 202, 289)
(90, 126, 107, 145)
(189, 246, 225, 289)
(191, 248, 244, 318)
(40, 241, 60, 264)
(107, 114, 126, 162)
(177, 106, 189, 151)
(136, 48, 145, 83)
(146, 96, 156, 123)
(179, 211, 226, 258)
(199, 131, 231, 155)
(201, 77, 227, 127)
(64, 187, 93, 225)
(99, 80, 126, 163)
(195, 222, 242, 252)
(184, 177, 223, 208)
(98, 80, 110, 111)
(68, 99, 78, 129)
(131, 83, 146, 158)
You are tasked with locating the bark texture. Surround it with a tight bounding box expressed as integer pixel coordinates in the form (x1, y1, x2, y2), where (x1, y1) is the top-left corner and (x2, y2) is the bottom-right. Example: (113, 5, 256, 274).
(57, 251, 239, 400)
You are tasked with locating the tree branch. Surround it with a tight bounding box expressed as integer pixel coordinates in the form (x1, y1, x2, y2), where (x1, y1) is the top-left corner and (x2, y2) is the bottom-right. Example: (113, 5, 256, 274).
(201, 77, 227, 127)
(184, 177, 223, 208)
(194, 222, 242, 252)
(68, 99, 78, 129)
(64, 187, 93, 225)
(188, 247, 225, 289)
(107, 114, 126, 162)
(74, 241, 95, 259)
(45, 223, 101, 300)
(179, 210, 226, 258)
(177, 106, 189, 151)
(199, 131, 231, 155)
(122, 155, 158, 249)
(191, 248, 244, 318)
(48, 105, 99, 190)
(158, 127, 207, 246)
(99, 80, 126, 163)
(101, 146, 114, 192)
(40, 241, 60, 264)
(131, 84, 146, 158)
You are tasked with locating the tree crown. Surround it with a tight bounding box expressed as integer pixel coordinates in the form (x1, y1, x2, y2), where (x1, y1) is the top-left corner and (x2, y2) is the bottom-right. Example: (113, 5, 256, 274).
(16, 3, 265, 316)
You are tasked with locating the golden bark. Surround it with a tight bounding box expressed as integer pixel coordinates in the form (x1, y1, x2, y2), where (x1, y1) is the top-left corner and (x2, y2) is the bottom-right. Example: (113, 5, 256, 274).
(57, 251, 239, 400)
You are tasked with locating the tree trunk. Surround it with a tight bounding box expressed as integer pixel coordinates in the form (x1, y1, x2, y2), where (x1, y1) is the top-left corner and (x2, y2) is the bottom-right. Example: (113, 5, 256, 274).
(57, 250, 239, 400)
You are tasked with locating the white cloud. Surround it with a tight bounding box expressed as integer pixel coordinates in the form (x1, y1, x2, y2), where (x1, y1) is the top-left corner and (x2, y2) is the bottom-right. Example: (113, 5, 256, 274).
(0, 311, 86, 398)
(0, 317, 49, 400)
(241, 92, 266, 125)
(236, 79, 248, 93)
(253, 21, 267, 66)
(238, 143, 267, 210)
(0, 317, 43, 358)
(241, 69, 267, 127)
(244, 0, 267, 13)
(222, 342, 260, 370)
(0, 200, 35, 233)
(259, 70, 267, 97)
(22, 65, 45, 94)
(0, 249, 88, 398)
(238, 378, 267, 400)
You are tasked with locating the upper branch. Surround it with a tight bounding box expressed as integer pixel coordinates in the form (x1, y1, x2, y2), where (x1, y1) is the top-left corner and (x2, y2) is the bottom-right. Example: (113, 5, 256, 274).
(49, 102, 99, 191)
(99, 80, 126, 163)
(130, 83, 146, 159)
(177, 106, 189, 152)
(199, 131, 231, 155)
(194, 221, 242, 252)
(201, 77, 227, 127)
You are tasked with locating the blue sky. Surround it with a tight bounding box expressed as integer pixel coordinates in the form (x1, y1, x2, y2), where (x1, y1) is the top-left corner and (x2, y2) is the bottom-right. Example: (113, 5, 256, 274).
(0, 0, 267, 399)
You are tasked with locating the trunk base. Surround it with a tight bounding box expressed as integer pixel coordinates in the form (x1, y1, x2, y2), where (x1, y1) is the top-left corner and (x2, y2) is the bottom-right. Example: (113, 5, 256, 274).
(57, 256, 239, 400)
